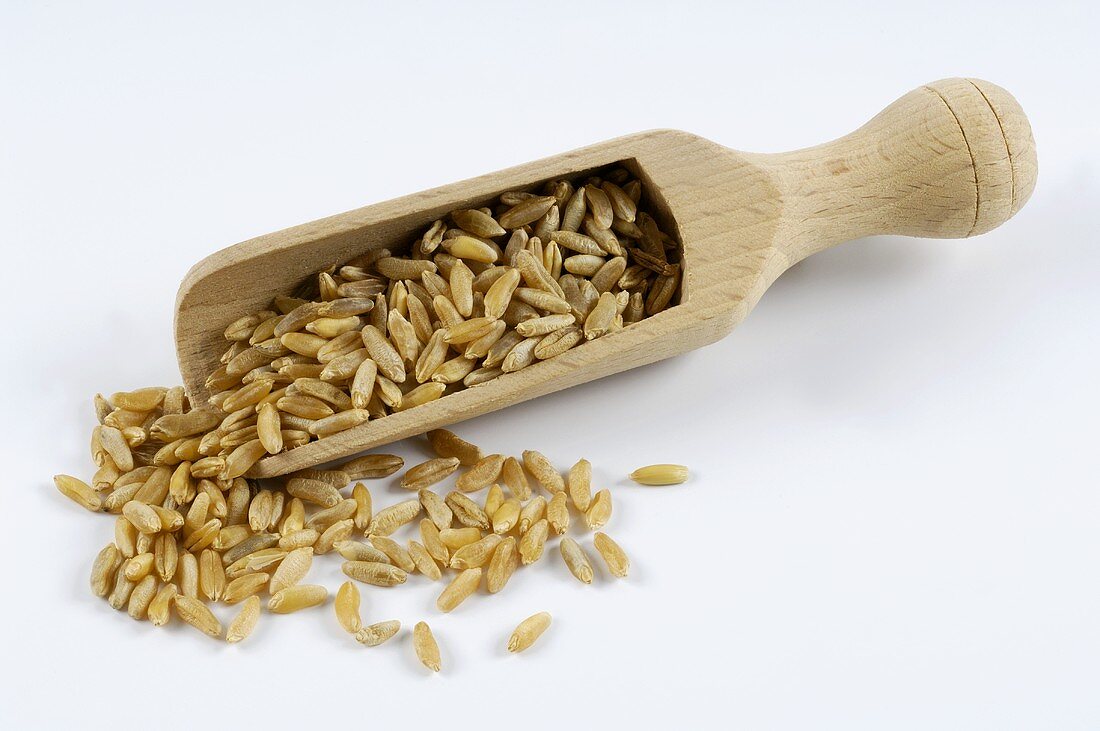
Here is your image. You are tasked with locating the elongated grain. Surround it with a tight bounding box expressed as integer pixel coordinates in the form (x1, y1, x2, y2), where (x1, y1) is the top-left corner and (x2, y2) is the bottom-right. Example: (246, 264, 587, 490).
(268, 584, 328, 613)
(585, 488, 612, 530)
(445, 492, 490, 530)
(148, 584, 177, 627)
(54, 475, 102, 512)
(227, 595, 261, 643)
(455, 453, 504, 493)
(367, 499, 422, 536)
(408, 540, 442, 581)
(519, 519, 549, 565)
(223, 572, 270, 604)
(269, 546, 314, 594)
(335, 540, 391, 564)
(492, 498, 521, 535)
(356, 620, 401, 647)
(449, 534, 502, 570)
(342, 561, 407, 587)
(419, 489, 453, 531)
(629, 464, 689, 485)
(315, 518, 354, 554)
(508, 611, 552, 652)
(286, 478, 342, 508)
(486, 536, 518, 594)
(560, 537, 594, 584)
(401, 457, 461, 490)
(426, 429, 482, 466)
(343, 454, 403, 480)
(567, 458, 592, 512)
(127, 575, 157, 620)
(335, 581, 362, 633)
(501, 457, 531, 501)
(90, 544, 122, 597)
(369, 535, 416, 572)
(420, 519, 450, 564)
(413, 621, 441, 672)
(547, 492, 570, 536)
(593, 532, 630, 577)
(436, 568, 482, 612)
(174, 595, 222, 638)
(521, 450, 564, 493)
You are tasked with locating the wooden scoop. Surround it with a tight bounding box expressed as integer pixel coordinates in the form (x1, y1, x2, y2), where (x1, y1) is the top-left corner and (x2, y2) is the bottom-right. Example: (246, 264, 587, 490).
(176, 77, 1036, 478)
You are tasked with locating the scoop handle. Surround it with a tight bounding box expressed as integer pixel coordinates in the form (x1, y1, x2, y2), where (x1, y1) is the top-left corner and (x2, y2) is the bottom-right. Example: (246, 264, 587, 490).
(760, 78, 1037, 264)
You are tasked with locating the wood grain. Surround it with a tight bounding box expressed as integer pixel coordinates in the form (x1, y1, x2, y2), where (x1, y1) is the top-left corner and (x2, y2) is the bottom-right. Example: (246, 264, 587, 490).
(174, 78, 1036, 477)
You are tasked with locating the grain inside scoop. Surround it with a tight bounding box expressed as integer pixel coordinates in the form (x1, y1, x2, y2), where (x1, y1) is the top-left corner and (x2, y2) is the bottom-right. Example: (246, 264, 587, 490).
(175, 77, 1036, 477)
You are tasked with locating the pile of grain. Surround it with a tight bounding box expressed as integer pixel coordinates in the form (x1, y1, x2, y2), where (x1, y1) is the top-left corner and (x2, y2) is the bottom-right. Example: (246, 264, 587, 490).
(54, 167, 690, 669)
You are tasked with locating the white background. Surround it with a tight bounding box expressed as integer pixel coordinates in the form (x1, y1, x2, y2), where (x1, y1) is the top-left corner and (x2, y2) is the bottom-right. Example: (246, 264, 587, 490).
(2, 1, 1098, 728)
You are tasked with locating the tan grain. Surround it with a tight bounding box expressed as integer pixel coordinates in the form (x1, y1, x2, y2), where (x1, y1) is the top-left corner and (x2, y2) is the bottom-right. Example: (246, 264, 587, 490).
(416, 489, 452, 532)
(507, 611, 552, 653)
(547, 492, 570, 536)
(53, 474, 102, 512)
(90, 544, 122, 598)
(455, 453, 504, 493)
(443, 234, 498, 264)
(306, 499, 357, 532)
(280, 497, 306, 534)
(154, 533, 179, 582)
(356, 620, 401, 647)
(286, 477, 342, 508)
(567, 458, 593, 512)
(226, 595, 261, 643)
(445, 492, 490, 530)
(449, 533, 502, 570)
(401, 457, 461, 490)
(342, 560, 407, 587)
(501, 336, 539, 373)
(483, 483, 504, 518)
(491, 497, 521, 535)
(123, 500, 161, 534)
(223, 572, 270, 604)
(174, 595, 222, 638)
(436, 567, 482, 612)
(629, 464, 689, 485)
(419, 519, 450, 565)
(220, 533, 280, 567)
(521, 450, 564, 493)
(423, 431, 480, 469)
(269, 546, 314, 594)
(148, 583, 177, 627)
(486, 536, 518, 594)
(408, 540, 443, 580)
(360, 325, 406, 383)
(496, 457, 530, 502)
(519, 519, 549, 565)
(368, 499, 422, 536)
(413, 621, 442, 671)
(343, 454, 403, 480)
(334, 540, 392, 564)
(199, 548, 226, 602)
(127, 575, 157, 620)
(369, 535, 416, 572)
(335, 580, 362, 634)
(559, 537, 594, 584)
(268, 584, 328, 613)
(315, 518, 354, 554)
(106, 566, 135, 610)
(179, 551, 199, 599)
(114, 517, 138, 558)
(585, 488, 612, 530)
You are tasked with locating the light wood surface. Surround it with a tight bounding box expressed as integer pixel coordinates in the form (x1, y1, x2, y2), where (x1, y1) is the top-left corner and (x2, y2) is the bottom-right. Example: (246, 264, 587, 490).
(174, 78, 1036, 477)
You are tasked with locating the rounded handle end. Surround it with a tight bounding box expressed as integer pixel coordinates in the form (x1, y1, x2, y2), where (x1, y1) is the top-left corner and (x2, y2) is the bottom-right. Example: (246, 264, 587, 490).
(925, 78, 1037, 235)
